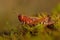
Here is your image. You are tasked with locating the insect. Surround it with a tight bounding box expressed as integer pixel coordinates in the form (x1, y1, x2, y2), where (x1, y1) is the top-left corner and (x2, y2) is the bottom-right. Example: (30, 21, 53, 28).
(18, 14, 54, 26)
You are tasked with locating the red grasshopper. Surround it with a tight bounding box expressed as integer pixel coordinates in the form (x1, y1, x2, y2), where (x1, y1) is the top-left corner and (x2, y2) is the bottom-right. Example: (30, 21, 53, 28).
(18, 14, 57, 36)
(18, 14, 54, 26)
